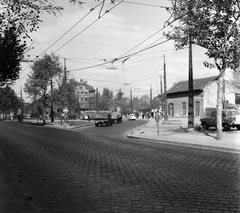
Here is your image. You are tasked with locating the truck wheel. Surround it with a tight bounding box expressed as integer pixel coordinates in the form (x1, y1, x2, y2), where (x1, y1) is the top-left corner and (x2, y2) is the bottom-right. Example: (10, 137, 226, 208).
(236, 126, 240, 130)
(201, 122, 208, 130)
(223, 123, 230, 131)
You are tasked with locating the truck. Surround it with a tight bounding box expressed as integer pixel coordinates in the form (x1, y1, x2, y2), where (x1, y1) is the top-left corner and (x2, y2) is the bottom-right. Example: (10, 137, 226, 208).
(94, 111, 112, 127)
(200, 109, 240, 131)
(111, 111, 122, 123)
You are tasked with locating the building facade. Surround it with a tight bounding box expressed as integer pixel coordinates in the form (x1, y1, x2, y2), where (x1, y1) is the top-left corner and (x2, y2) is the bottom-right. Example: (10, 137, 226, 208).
(167, 75, 239, 117)
(72, 79, 96, 110)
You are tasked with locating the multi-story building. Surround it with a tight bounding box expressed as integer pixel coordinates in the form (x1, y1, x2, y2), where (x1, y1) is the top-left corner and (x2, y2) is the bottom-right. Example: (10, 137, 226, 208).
(72, 79, 96, 110)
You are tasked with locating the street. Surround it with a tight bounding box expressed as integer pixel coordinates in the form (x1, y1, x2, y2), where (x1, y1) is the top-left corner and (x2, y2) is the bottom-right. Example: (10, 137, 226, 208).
(0, 120, 240, 213)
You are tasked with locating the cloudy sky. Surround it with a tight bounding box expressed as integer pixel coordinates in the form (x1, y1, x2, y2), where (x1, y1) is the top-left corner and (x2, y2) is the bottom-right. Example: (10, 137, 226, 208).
(13, 0, 220, 101)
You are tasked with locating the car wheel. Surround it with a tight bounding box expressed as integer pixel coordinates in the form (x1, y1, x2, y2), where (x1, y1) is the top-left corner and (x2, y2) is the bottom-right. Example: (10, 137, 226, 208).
(201, 122, 208, 130)
(223, 123, 230, 131)
(236, 126, 240, 130)
(95, 123, 99, 127)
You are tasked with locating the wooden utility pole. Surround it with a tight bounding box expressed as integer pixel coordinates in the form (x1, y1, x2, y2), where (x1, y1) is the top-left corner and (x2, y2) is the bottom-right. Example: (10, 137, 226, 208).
(163, 55, 168, 121)
(130, 87, 133, 113)
(50, 77, 54, 123)
(160, 75, 163, 96)
(64, 58, 67, 110)
(188, 33, 194, 128)
(150, 84, 152, 109)
(96, 88, 98, 112)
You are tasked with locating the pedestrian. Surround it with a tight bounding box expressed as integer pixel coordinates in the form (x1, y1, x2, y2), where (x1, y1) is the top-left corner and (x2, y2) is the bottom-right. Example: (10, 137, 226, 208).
(17, 107, 21, 122)
(155, 110, 160, 124)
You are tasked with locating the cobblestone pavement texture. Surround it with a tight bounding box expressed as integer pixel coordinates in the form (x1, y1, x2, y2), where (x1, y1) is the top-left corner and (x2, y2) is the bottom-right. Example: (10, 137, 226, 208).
(0, 120, 240, 213)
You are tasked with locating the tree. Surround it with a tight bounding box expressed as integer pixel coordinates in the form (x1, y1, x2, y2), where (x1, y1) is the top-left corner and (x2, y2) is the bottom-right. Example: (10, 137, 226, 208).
(24, 53, 62, 124)
(0, 86, 20, 116)
(165, 0, 240, 140)
(0, 0, 84, 85)
(0, 26, 26, 85)
(138, 95, 150, 109)
(98, 88, 114, 111)
(113, 89, 125, 111)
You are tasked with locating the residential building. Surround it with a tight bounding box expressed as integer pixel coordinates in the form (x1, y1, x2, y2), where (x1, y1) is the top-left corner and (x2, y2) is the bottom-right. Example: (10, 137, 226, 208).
(72, 79, 96, 110)
(167, 74, 239, 117)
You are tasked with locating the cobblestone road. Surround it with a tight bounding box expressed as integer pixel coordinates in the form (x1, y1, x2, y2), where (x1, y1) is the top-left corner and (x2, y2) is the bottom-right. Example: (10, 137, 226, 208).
(0, 121, 240, 213)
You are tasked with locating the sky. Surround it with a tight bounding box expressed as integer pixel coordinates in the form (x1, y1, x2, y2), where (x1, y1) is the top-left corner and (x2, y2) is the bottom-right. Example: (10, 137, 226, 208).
(12, 0, 220, 102)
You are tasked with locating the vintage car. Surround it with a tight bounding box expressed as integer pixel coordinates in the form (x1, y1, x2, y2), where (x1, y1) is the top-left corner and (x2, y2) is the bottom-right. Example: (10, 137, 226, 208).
(127, 114, 136, 121)
(200, 109, 240, 131)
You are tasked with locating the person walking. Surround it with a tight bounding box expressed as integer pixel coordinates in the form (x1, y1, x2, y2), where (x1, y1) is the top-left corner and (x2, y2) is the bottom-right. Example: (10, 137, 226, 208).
(155, 110, 160, 124)
(17, 107, 21, 122)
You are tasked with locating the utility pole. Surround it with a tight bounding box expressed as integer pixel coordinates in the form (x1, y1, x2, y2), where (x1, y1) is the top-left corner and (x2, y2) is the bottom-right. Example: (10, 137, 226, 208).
(130, 87, 133, 113)
(150, 84, 152, 110)
(50, 77, 54, 123)
(20, 86, 23, 120)
(188, 33, 194, 128)
(163, 55, 168, 121)
(62, 58, 68, 119)
(96, 88, 98, 112)
(160, 75, 163, 96)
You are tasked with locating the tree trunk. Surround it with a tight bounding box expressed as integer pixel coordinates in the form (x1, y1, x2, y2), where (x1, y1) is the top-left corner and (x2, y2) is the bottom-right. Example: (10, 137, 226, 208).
(42, 102, 46, 125)
(216, 71, 225, 140)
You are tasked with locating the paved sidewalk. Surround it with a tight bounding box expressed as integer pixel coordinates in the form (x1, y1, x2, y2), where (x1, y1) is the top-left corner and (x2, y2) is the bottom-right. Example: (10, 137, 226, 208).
(127, 117, 240, 154)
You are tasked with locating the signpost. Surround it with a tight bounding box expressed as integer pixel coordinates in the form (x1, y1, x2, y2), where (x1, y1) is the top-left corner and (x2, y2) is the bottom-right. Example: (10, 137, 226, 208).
(155, 112, 160, 136)
(63, 107, 68, 124)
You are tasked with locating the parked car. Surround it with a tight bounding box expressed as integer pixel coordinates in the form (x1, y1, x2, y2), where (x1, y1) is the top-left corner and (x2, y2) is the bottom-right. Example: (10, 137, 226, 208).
(200, 109, 240, 131)
(128, 114, 136, 121)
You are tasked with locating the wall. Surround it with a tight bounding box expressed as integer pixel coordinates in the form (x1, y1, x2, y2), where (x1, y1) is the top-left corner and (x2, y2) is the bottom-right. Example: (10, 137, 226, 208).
(167, 95, 203, 117)
(203, 80, 239, 109)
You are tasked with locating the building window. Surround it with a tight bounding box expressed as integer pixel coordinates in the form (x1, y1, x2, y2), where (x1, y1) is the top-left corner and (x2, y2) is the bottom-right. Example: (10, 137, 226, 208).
(80, 86, 83, 89)
(182, 102, 186, 115)
(195, 101, 200, 116)
(85, 98, 88, 101)
(81, 91, 84, 95)
(85, 92, 88, 95)
(235, 93, 240, 104)
(81, 98, 84, 101)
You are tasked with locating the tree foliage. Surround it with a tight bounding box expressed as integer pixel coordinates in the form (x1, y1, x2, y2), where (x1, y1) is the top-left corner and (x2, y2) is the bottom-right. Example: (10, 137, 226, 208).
(165, 0, 240, 140)
(98, 87, 114, 111)
(0, 86, 20, 114)
(0, 26, 26, 85)
(0, 0, 84, 85)
(24, 53, 62, 124)
(166, 0, 240, 70)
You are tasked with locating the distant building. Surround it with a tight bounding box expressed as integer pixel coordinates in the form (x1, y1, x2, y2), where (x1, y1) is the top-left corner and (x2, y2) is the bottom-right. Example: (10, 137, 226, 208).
(167, 75, 239, 117)
(72, 79, 96, 110)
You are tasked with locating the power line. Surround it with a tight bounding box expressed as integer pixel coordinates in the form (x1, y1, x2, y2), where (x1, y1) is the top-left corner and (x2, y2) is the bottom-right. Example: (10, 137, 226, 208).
(42, 1, 104, 55)
(114, 0, 171, 8)
(15, 1, 105, 83)
(53, 0, 124, 53)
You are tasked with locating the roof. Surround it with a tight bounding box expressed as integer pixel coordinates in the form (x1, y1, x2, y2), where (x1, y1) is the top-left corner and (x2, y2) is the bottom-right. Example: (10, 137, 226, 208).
(75, 81, 95, 92)
(167, 76, 218, 94)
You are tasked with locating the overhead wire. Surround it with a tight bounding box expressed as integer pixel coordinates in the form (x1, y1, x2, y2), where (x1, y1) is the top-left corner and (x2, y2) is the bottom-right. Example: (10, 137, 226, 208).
(53, 0, 124, 53)
(15, 1, 105, 83)
(114, 0, 170, 8)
